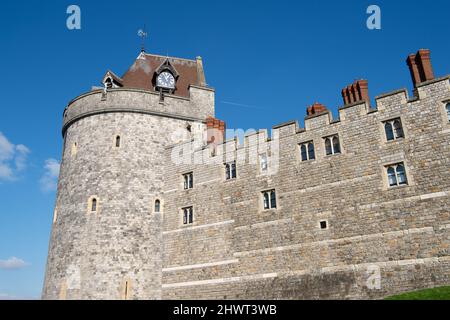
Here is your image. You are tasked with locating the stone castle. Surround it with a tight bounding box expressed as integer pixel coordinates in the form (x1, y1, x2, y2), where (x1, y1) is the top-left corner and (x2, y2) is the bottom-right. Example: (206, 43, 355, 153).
(42, 48, 450, 300)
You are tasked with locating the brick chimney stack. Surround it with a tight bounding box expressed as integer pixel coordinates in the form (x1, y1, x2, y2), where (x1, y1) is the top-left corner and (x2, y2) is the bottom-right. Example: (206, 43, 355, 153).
(306, 102, 328, 116)
(341, 80, 370, 106)
(206, 117, 226, 146)
(406, 49, 435, 87)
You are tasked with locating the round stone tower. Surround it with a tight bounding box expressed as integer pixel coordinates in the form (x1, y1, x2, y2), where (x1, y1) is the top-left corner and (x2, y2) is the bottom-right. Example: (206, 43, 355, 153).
(42, 52, 214, 299)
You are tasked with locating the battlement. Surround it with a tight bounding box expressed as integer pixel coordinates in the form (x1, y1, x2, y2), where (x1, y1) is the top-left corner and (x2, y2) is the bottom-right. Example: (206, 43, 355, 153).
(62, 85, 215, 136)
(167, 74, 449, 163)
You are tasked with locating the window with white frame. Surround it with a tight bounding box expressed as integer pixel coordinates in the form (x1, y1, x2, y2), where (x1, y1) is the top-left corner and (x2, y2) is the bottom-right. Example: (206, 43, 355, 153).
(300, 141, 315, 161)
(384, 118, 404, 141)
(386, 163, 408, 187)
(262, 190, 277, 210)
(182, 206, 193, 225)
(183, 172, 193, 190)
(446, 103, 450, 122)
(259, 153, 268, 172)
(225, 161, 237, 180)
(324, 135, 341, 156)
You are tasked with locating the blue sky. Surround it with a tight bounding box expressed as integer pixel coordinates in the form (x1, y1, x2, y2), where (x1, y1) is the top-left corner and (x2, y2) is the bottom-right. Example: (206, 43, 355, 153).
(0, 0, 449, 299)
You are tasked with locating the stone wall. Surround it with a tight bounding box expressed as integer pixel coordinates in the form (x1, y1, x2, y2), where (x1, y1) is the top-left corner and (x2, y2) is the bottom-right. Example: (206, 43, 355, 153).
(161, 77, 450, 299)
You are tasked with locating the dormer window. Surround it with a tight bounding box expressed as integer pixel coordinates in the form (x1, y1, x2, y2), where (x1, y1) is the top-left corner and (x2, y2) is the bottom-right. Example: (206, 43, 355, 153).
(155, 58, 179, 94)
(102, 71, 123, 89)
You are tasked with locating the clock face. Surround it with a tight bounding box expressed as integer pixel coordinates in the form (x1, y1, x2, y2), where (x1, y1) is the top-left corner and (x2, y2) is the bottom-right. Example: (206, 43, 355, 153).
(157, 71, 175, 89)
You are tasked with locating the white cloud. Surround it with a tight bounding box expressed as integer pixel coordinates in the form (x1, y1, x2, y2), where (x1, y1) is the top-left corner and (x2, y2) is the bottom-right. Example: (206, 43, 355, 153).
(39, 158, 60, 192)
(0, 132, 30, 181)
(0, 293, 38, 300)
(0, 257, 29, 270)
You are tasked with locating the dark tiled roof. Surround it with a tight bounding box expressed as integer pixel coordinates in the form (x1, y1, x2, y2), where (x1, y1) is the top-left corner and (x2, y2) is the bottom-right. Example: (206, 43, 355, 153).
(119, 52, 205, 98)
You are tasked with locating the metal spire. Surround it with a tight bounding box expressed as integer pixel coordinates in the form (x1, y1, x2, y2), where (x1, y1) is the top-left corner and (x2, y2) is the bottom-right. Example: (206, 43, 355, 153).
(137, 25, 148, 52)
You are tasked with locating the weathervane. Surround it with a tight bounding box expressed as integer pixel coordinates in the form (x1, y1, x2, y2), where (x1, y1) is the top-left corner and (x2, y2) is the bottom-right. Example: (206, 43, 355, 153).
(137, 25, 148, 52)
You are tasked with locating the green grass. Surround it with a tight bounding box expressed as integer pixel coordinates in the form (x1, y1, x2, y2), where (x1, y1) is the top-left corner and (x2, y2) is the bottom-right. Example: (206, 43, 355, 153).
(385, 286, 450, 300)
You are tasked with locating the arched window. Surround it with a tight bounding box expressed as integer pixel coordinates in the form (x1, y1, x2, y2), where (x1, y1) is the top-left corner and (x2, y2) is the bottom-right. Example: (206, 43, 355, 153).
(154, 199, 161, 213)
(387, 163, 408, 187)
(91, 198, 97, 212)
(308, 142, 315, 160)
(384, 118, 404, 141)
(115, 135, 121, 148)
(393, 120, 404, 139)
(385, 122, 394, 141)
(300, 144, 308, 161)
(325, 138, 332, 155)
(446, 103, 450, 122)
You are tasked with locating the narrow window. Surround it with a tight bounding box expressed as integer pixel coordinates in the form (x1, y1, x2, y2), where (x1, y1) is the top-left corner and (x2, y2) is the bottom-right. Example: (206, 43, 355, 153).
(393, 120, 404, 139)
(260, 153, 268, 172)
(396, 164, 407, 185)
(91, 198, 97, 212)
(122, 280, 131, 300)
(53, 208, 58, 224)
(263, 192, 270, 210)
(300, 144, 308, 161)
(325, 138, 332, 155)
(320, 220, 328, 230)
(231, 162, 237, 179)
(325, 135, 340, 155)
(71, 142, 77, 157)
(332, 136, 341, 154)
(183, 172, 193, 190)
(385, 122, 394, 141)
(262, 190, 277, 210)
(308, 142, 315, 160)
(446, 103, 450, 122)
(154, 199, 161, 213)
(182, 207, 193, 225)
(270, 190, 277, 209)
(387, 166, 397, 186)
(387, 163, 408, 187)
(115, 135, 121, 148)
